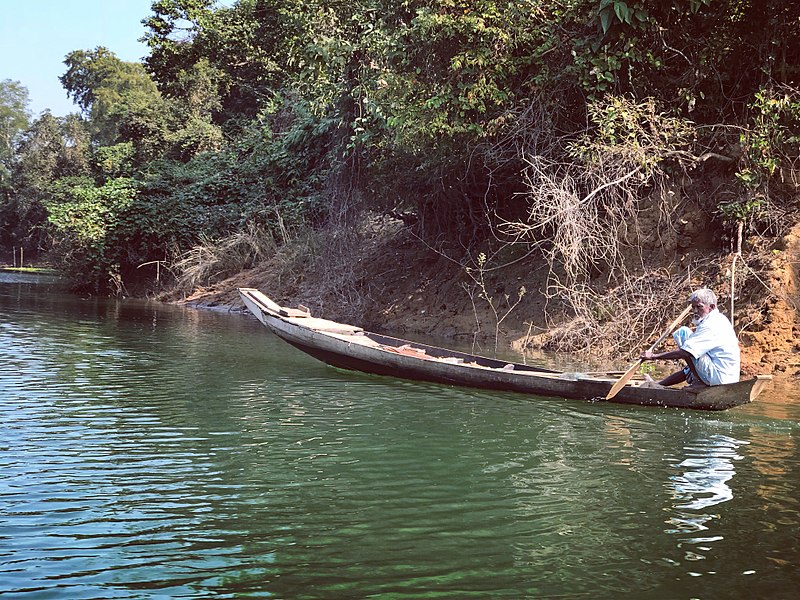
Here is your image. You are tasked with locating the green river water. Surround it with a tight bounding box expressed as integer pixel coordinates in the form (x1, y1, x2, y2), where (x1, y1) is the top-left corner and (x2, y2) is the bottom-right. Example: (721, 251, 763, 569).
(1, 272, 799, 599)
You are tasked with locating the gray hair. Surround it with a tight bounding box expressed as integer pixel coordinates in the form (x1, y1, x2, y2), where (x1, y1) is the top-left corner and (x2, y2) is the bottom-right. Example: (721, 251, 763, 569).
(690, 288, 717, 306)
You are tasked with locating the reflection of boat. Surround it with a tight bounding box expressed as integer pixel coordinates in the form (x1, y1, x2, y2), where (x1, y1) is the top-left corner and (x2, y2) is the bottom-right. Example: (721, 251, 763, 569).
(239, 289, 772, 411)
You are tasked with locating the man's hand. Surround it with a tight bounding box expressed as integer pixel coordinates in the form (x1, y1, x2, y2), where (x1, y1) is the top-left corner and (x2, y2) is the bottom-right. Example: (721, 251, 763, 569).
(640, 350, 655, 360)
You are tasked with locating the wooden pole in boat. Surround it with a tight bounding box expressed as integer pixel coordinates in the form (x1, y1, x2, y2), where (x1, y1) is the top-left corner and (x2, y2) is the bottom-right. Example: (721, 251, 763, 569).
(605, 304, 693, 400)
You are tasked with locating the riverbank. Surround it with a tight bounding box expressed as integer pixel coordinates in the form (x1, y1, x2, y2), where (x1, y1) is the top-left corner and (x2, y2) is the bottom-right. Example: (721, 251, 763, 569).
(164, 221, 800, 390)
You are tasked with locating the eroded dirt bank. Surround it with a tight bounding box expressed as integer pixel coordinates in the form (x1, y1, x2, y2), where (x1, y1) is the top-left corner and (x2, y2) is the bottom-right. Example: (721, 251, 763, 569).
(168, 220, 800, 393)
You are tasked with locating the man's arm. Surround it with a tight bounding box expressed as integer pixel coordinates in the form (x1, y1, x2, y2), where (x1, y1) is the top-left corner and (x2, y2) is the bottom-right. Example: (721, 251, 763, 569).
(641, 348, 693, 361)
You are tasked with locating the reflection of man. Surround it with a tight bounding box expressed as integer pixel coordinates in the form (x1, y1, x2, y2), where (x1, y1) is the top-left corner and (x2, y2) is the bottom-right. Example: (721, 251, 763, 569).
(667, 434, 743, 525)
(640, 288, 740, 387)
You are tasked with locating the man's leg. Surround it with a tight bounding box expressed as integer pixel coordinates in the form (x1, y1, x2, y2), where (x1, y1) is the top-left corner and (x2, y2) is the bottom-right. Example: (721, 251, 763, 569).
(671, 326, 709, 387)
(658, 369, 688, 387)
(684, 359, 708, 386)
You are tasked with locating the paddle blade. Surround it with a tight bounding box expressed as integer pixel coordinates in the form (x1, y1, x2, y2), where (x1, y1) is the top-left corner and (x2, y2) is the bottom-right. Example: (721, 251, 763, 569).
(605, 359, 642, 400)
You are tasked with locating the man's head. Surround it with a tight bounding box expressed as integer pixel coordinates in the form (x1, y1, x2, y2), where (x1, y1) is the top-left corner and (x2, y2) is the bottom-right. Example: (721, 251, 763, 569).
(689, 288, 717, 323)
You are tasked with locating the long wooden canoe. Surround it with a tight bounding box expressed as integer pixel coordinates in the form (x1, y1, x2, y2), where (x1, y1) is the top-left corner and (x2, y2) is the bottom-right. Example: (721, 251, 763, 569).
(239, 288, 771, 411)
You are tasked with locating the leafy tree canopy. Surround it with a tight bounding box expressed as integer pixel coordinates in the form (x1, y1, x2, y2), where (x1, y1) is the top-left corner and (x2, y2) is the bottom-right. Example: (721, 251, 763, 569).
(0, 79, 30, 187)
(143, 0, 296, 117)
(60, 47, 161, 145)
(3, 0, 800, 295)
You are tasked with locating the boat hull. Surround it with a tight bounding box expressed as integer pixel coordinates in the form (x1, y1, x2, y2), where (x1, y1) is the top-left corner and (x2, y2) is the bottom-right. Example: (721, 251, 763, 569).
(239, 288, 771, 411)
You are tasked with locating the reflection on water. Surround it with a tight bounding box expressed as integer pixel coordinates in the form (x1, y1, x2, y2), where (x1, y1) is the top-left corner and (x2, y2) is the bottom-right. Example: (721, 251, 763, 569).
(667, 434, 744, 513)
(664, 433, 745, 572)
(659, 430, 800, 591)
(748, 429, 800, 545)
(744, 378, 800, 419)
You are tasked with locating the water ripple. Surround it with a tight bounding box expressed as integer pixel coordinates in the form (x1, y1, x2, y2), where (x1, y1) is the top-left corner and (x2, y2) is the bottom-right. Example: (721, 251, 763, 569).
(2, 282, 800, 597)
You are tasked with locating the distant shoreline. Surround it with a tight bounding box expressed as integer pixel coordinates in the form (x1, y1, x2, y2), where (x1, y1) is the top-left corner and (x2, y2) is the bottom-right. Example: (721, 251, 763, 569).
(0, 266, 59, 275)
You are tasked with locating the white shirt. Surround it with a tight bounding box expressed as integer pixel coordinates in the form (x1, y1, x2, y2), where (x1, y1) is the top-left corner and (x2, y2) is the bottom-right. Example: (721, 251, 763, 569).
(681, 309, 741, 385)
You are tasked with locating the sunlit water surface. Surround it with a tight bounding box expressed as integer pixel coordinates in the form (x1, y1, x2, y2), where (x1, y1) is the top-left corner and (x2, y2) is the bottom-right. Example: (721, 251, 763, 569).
(1, 272, 799, 599)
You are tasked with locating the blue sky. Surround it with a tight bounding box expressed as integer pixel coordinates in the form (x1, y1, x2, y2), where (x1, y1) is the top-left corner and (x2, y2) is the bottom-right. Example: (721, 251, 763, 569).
(0, 0, 155, 117)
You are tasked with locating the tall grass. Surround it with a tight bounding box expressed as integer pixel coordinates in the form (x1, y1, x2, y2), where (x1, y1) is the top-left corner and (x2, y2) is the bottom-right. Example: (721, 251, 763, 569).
(173, 223, 277, 291)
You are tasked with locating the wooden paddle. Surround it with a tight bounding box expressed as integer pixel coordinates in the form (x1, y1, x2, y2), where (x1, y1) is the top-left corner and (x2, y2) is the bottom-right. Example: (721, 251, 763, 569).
(604, 304, 693, 400)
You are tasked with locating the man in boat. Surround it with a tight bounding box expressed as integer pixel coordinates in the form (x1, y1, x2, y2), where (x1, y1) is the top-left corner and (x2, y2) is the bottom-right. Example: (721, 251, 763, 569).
(639, 288, 740, 387)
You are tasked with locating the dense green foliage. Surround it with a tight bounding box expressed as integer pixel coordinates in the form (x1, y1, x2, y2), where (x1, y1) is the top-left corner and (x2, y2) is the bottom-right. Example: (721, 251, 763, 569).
(1, 0, 799, 293)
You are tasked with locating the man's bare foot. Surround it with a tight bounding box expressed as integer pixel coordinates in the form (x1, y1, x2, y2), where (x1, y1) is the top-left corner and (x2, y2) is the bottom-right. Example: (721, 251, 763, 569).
(640, 373, 664, 389)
